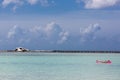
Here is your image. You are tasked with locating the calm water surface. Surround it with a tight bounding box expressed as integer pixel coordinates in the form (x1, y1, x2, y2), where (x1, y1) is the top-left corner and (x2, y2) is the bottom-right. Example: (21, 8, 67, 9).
(0, 53, 120, 80)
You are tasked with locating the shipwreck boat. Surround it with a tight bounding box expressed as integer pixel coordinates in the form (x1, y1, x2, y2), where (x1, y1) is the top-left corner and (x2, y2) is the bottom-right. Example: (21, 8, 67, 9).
(96, 60, 112, 64)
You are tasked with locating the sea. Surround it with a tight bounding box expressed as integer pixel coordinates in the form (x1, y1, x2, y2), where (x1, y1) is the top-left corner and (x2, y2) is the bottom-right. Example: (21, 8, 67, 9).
(0, 52, 120, 80)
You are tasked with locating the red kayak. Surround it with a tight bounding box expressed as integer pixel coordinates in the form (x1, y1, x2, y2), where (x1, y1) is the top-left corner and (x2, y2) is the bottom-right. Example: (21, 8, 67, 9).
(96, 60, 112, 64)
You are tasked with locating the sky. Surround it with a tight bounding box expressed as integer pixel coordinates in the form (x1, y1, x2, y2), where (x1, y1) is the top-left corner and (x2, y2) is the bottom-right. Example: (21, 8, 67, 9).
(0, 0, 120, 50)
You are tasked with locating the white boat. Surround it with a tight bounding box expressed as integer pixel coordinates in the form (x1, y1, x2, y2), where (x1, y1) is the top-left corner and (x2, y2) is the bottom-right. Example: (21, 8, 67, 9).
(15, 47, 29, 52)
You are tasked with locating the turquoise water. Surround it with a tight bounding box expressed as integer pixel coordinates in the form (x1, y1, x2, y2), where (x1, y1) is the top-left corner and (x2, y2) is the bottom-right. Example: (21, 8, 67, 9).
(0, 53, 120, 80)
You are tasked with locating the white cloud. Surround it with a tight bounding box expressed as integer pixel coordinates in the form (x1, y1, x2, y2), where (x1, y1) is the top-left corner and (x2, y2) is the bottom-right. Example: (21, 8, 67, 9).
(58, 32, 69, 44)
(27, 0, 38, 5)
(1, 0, 23, 11)
(7, 25, 30, 44)
(3, 22, 120, 50)
(44, 22, 62, 37)
(7, 22, 69, 45)
(77, 0, 120, 9)
(1, 0, 52, 11)
(2, 0, 22, 7)
(27, 0, 49, 6)
(44, 22, 69, 44)
(80, 23, 101, 42)
(7, 25, 23, 39)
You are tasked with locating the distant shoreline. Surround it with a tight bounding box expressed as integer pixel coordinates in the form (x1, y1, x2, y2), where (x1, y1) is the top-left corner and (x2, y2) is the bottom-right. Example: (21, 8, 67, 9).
(0, 50, 120, 53)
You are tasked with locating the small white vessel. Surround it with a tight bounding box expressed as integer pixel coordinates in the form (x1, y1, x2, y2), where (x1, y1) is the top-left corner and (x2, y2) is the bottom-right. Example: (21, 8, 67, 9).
(15, 47, 29, 52)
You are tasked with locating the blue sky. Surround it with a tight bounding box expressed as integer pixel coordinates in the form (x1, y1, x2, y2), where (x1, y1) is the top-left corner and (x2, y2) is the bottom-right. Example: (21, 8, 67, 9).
(0, 0, 120, 50)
